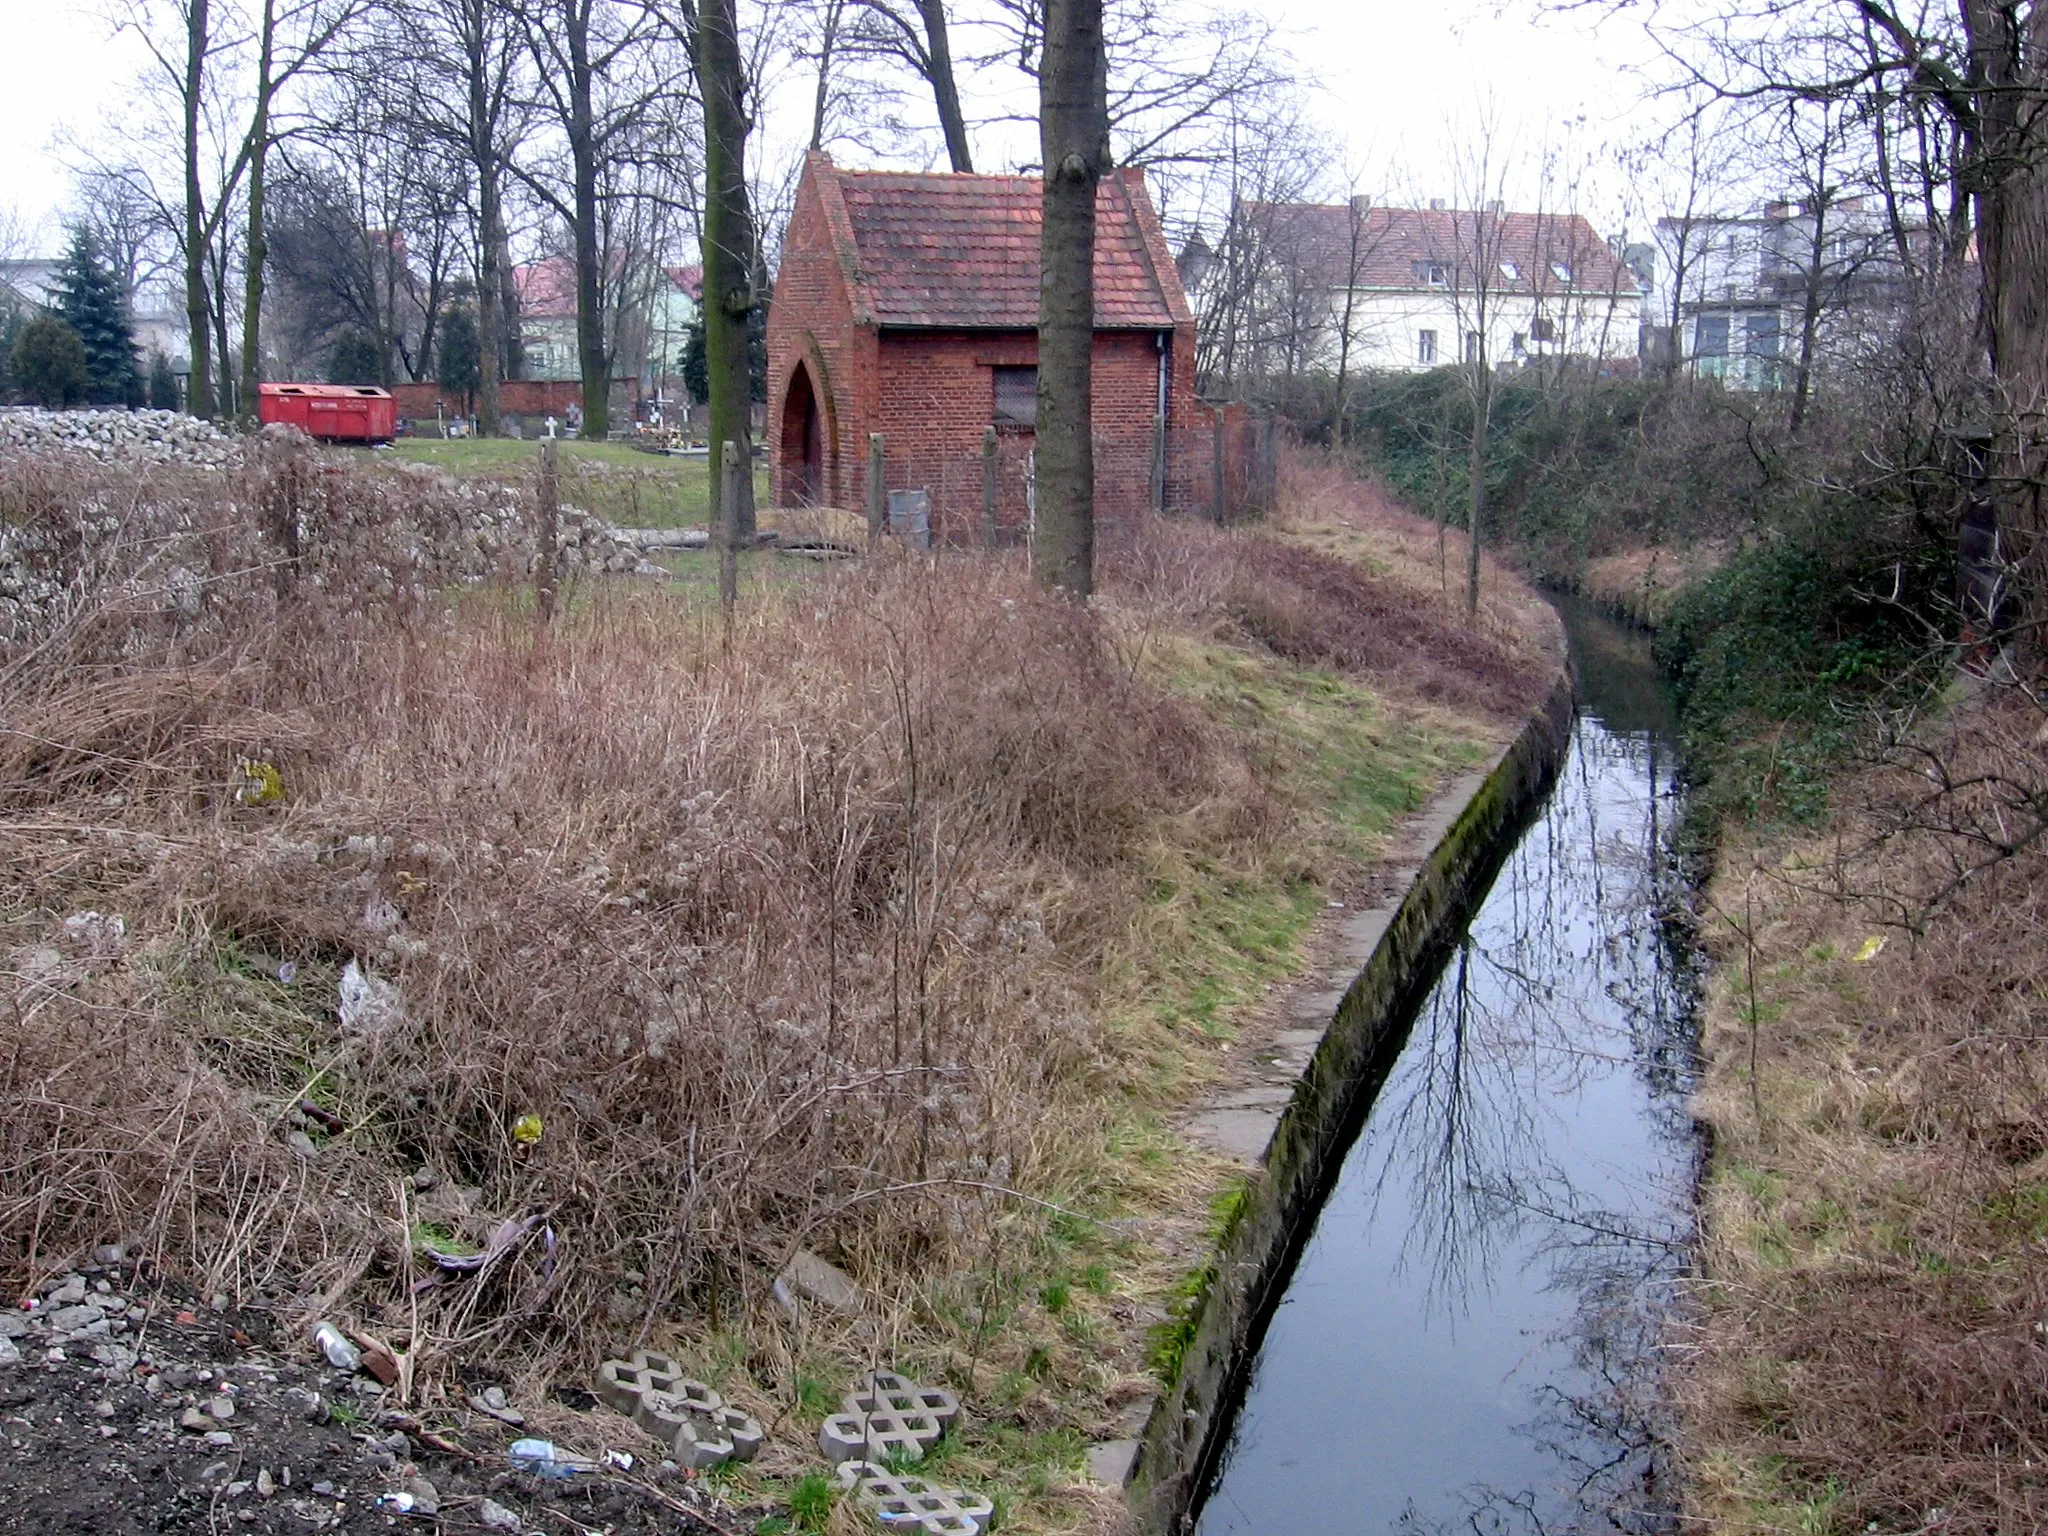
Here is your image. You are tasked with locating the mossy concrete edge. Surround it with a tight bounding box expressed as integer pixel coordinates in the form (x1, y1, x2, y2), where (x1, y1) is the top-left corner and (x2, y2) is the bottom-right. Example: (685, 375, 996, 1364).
(1127, 669, 1576, 1531)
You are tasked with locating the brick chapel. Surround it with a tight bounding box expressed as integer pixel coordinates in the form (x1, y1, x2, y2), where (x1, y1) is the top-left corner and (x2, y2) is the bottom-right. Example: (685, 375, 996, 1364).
(765, 152, 1212, 540)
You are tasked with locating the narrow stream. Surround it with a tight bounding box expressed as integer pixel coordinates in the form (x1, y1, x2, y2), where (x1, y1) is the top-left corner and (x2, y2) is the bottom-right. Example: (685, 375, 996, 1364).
(1193, 601, 1700, 1535)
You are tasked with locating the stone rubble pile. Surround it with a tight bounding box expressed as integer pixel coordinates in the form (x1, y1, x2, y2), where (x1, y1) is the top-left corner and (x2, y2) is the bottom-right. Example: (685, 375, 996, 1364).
(0, 430, 663, 649)
(0, 408, 238, 468)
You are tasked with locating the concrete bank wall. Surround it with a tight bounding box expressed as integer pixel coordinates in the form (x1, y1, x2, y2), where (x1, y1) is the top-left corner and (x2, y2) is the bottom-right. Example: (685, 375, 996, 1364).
(1128, 669, 1576, 1532)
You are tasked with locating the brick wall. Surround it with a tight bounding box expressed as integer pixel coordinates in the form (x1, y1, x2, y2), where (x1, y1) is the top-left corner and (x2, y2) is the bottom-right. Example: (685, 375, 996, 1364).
(391, 378, 640, 426)
(765, 172, 878, 510)
(765, 158, 1219, 539)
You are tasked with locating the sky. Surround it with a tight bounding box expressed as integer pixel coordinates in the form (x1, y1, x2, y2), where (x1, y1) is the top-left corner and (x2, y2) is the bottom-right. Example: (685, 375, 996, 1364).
(0, 0, 1679, 255)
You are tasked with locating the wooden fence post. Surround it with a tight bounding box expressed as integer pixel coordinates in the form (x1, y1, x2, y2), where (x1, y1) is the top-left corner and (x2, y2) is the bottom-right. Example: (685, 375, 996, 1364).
(536, 437, 559, 627)
(981, 425, 999, 549)
(867, 432, 886, 554)
(719, 438, 741, 613)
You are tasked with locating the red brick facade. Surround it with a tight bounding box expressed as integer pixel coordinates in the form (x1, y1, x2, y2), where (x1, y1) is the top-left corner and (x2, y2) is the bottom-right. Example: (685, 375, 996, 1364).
(767, 154, 1214, 542)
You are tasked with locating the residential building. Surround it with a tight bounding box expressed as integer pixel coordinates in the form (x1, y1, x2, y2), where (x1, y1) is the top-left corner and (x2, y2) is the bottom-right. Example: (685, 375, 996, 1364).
(765, 152, 1215, 535)
(1192, 200, 1641, 384)
(1649, 197, 1914, 388)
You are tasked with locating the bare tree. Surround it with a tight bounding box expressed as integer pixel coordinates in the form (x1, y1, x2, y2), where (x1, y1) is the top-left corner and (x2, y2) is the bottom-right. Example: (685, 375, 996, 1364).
(397, 0, 527, 431)
(507, 0, 676, 438)
(1034, 0, 1106, 595)
(843, 0, 976, 170)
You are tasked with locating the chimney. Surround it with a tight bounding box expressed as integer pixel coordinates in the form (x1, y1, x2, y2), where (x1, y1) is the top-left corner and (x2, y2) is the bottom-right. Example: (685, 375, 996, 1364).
(1350, 194, 1372, 215)
(1487, 199, 1504, 214)
(1429, 198, 1446, 212)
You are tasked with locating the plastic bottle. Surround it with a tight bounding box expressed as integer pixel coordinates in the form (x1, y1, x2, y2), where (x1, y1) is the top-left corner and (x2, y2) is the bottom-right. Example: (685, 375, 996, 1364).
(312, 1323, 360, 1372)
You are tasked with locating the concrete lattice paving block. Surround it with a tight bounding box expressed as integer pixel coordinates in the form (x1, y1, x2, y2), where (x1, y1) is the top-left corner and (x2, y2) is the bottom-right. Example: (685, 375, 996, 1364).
(818, 1371, 960, 1465)
(833, 1459, 994, 1536)
(596, 1351, 763, 1469)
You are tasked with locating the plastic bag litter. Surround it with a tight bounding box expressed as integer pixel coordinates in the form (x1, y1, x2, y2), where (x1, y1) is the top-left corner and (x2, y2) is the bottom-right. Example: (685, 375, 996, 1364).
(338, 959, 404, 1034)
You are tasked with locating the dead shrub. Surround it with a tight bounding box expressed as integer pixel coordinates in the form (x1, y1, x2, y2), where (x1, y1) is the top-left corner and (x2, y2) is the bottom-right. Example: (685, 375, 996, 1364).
(0, 443, 1552, 1407)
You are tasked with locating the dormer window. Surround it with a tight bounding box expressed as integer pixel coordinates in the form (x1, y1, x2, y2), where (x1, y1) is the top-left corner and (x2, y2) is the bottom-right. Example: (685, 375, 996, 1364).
(1413, 260, 1450, 288)
(1549, 261, 1573, 283)
(1499, 260, 1521, 280)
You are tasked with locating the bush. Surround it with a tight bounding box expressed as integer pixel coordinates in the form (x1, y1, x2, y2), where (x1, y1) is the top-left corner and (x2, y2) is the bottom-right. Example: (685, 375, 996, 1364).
(9, 314, 88, 408)
(1655, 529, 1948, 822)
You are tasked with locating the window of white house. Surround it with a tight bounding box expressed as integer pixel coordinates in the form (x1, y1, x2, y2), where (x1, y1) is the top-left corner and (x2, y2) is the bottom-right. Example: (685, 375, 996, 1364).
(1549, 261, 1574, 284)
(1695, 314, 1730, 358)
(1417, 329, 1439, 364)
(1413, 261, 1450, 287)
(1463, 331, 1482, 363)
(1530, 314, 1557, 343)
(1511, 332, 1528, 355)
(993, 365, 1038, 427)
(1499, 260, 1521, 280)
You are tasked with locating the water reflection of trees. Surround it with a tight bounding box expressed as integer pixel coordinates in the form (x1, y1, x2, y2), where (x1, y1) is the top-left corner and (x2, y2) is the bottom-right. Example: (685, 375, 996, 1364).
(1369, 716, 1699, 1534)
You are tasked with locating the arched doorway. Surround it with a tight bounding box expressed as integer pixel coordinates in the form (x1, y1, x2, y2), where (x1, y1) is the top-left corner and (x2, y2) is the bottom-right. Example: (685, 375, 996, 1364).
(780, 363, 825, 505)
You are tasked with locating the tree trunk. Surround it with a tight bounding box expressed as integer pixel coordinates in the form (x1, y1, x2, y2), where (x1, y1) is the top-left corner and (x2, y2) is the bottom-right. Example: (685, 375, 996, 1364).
(239, 0, 277, 428)
(809, 0, 841, 151)
(183, 0, 215, 418)
(468, 0, 505, 434)
(565, 2, 608, 439)
(1962, 1, 2048, 622)
(697, 0, 758, 538)
(1466, 375, 1490, 615)
(917, 0, 973, 172)
(1033, 0, 1107, 597)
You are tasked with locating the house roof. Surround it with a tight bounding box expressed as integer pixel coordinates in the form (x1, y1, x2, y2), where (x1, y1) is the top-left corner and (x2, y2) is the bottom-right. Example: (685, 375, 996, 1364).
(1248, 202, 1639, 297)
(805, 153, 1189, 330)
(513, 258, 579, 319)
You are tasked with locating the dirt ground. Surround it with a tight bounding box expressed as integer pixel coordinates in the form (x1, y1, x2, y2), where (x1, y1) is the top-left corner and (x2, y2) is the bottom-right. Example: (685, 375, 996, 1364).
(0, 1256, 757, 1535)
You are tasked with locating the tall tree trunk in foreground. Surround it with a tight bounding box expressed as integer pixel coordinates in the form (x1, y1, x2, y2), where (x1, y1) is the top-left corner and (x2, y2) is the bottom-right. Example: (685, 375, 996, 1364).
(1962, 0, 2048, 624)
(239, 0, 279, 426)
(698, 0, 758, 537)
(1034, 0, 1107, 596)
(563, 2, 609, 439)
(183, 0, 216, 418)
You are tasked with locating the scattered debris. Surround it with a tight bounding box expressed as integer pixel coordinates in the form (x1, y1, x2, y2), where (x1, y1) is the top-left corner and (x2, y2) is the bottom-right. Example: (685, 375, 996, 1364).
(336, 959, 403, 1035)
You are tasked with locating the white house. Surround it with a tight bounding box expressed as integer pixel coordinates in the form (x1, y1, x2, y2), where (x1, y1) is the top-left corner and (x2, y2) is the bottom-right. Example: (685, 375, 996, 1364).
(1648, 197, 1914, 388)
(1199, 200, 1641, 379)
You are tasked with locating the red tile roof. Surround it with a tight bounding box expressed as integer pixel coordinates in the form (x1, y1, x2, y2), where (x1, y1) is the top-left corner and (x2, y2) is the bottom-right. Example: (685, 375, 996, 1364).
(1247, 202, 1639, 297)
(512, 258, 579, 319)
(809, 155, 1187, 330)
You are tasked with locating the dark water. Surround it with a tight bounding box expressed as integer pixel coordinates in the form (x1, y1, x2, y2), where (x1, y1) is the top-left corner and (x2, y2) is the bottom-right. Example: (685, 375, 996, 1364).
(1193, 601, 1699, 1536)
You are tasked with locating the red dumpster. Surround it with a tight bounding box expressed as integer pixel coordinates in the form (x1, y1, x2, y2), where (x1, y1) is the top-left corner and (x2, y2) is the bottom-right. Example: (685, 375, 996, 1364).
(257, 383, 397, 444)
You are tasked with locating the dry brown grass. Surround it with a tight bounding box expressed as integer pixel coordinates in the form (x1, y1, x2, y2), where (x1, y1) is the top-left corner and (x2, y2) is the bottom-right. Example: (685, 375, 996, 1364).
(1583, 543, 1731, 629)
(1683, 685, 2048, 1535)
(0, 442, 1553, 1527)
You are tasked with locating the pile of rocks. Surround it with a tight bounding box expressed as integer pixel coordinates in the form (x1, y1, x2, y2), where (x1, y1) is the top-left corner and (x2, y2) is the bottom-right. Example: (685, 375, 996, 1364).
(0, 408, 238, 468)
(401, 468, 656, 580)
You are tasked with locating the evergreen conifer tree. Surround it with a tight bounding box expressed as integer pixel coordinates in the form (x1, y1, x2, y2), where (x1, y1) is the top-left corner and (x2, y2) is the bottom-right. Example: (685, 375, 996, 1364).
(11, 315, 89, 408)
(147, 351, 181, 411)
(55, 229, 143, 408)
(439, 306, 482, 413)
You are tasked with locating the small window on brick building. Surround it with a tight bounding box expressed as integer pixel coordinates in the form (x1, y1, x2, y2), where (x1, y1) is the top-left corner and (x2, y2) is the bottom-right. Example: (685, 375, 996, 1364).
(993, 365, 1038, 428)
